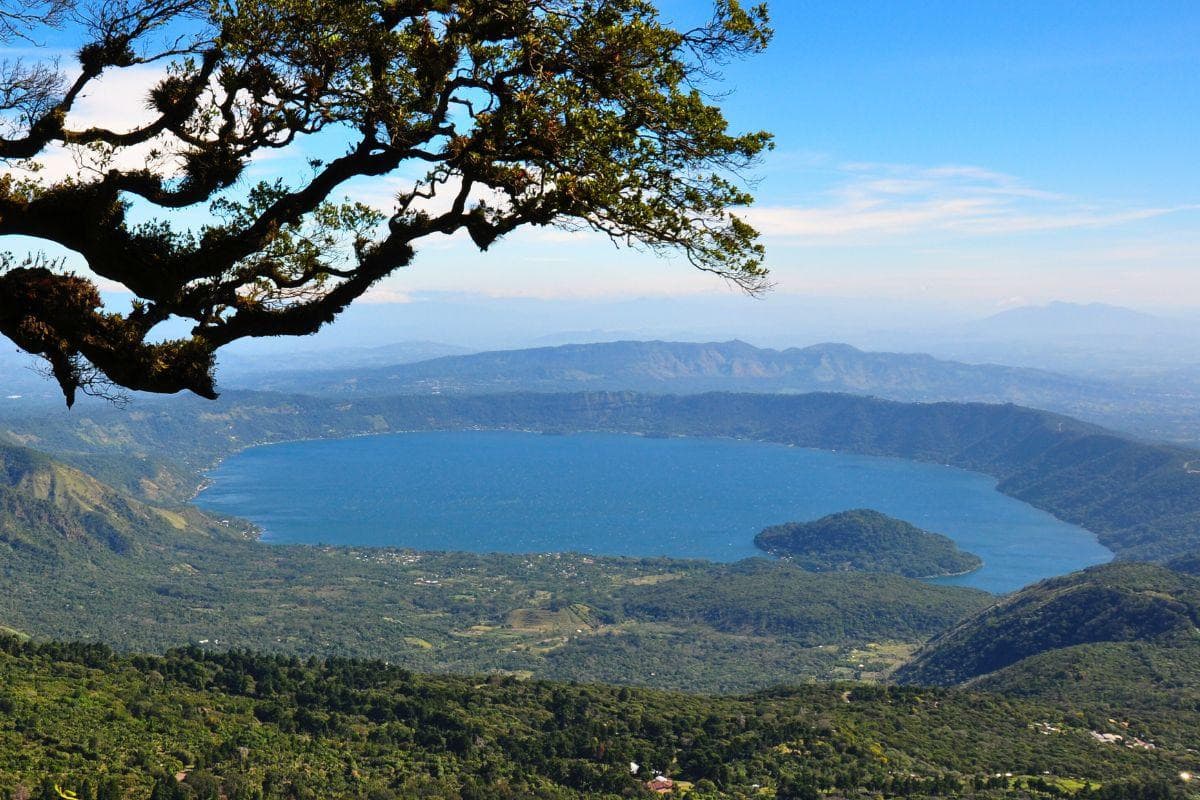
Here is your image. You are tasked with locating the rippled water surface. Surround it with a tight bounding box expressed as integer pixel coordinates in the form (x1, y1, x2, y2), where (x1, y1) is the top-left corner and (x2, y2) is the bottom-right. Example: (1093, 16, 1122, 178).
(197, 430, 1112, 593)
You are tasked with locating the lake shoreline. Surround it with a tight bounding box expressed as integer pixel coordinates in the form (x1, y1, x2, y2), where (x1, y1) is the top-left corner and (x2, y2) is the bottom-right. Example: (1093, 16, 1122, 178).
(195, 429, 1112, 594)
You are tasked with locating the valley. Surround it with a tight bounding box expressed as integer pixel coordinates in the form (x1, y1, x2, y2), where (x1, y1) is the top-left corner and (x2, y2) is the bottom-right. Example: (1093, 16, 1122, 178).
(0, 437, 992, 692)
(3, 342, 1200, 799)
(3, 386, 1200, 797)
(2, 0, 1198, 794)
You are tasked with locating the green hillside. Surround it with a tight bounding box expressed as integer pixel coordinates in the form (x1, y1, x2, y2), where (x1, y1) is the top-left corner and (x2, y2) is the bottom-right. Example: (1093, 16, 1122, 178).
(895, 563, 1200, 687)
(754, 509, 982, 577)
(971, 639, 1200, 738)
(0, 635, 1194, 800)
(0, 443, 232, 557)
(958, 620, 1200, 752)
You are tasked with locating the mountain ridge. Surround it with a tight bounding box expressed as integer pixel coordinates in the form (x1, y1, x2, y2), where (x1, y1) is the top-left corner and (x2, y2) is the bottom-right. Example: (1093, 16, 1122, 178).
(231, 339, 1105, 395)
(222, 339, 1200, 443)
(0, 443, 230, 557)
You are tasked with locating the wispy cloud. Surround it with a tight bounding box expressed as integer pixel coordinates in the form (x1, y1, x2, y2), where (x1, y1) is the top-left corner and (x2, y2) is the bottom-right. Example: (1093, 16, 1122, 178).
(359, 286, 415, 304)
(746, 162, 1196, 242)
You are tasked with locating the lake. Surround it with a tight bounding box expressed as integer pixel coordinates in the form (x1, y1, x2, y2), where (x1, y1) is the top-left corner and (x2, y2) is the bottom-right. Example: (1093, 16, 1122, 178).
(196, 430, 1112, 593)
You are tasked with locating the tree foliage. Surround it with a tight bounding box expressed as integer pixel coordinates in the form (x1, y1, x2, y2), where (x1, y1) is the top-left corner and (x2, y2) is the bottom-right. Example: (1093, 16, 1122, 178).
(0, 635, 1192, 799)
(0, 0, 771, 404)
(754, 508, 983, 578)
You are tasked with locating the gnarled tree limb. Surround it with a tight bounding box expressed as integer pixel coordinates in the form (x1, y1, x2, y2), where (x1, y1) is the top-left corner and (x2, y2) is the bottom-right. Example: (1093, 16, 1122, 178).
(0, 0, 772, 406)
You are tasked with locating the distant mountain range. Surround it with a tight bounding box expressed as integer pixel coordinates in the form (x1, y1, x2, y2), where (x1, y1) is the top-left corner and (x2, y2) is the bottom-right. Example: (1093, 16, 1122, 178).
(224, 339, 1200, 443)
(227, 339, 1103, 397)
(889, 301, 1200, 378)
(971, 301, 1166, 338)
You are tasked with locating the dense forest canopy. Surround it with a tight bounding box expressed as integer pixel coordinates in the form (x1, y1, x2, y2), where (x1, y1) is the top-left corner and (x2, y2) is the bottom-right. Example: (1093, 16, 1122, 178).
(754, 509, 983, 578)
(0, 0, 771, 405)
(2, 634, 1196, 800)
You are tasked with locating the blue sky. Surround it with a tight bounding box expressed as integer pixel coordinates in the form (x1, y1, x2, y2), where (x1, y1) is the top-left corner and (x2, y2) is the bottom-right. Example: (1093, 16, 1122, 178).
(713, 0, 1199, 201)
(10, 0, 1200, 313)
(347, 0, 1200, 309)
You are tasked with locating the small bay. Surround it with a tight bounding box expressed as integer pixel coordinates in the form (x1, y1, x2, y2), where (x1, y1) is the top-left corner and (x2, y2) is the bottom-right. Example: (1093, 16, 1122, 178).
(196, 430, 1112, 593)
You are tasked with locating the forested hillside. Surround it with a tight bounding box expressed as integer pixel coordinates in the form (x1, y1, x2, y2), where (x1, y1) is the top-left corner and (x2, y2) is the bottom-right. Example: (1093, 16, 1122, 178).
(972, 638, 1200, 738)
(0, 636, 1194, 800)
(895, 563, 1200, 686)
(894, 561, 1200, 758)
(0, 443, 232, 556)
(754, 509, 982, 577)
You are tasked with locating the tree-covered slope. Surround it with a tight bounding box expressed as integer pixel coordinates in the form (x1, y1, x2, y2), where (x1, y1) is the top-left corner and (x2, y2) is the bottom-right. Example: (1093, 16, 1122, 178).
(895, 563, 1200, 687)
(965, 636, 1200, 758)
(754, 509, 982, 577)
(0, 636, 1194, 800)
(0, 443, 230, 558)
(971, 639, 1200, 726)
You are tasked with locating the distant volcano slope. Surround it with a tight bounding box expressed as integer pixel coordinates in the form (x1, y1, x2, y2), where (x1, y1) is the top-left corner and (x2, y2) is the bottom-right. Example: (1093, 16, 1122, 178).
(224, 339, 1200, 443)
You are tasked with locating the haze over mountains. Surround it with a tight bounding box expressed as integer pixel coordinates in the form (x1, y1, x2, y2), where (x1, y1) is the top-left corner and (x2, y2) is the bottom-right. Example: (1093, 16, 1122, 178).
(222, 338, 1200, 444)
(7, 299, 1200, 441)
(900, 302, 1200, 378)
(206, 296, 1200, 377)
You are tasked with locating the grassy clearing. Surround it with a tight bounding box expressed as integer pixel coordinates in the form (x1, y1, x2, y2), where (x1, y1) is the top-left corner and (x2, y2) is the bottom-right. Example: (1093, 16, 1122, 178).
(505, 604, 596, 633)
(404, 636, 434, 649)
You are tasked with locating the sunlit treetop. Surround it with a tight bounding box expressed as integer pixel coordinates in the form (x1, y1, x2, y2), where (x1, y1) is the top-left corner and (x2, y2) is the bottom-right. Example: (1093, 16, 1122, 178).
(0, 0, 771, 405)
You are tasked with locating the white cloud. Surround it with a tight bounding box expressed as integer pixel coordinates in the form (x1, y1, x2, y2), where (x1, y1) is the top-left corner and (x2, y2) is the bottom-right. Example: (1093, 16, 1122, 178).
(745, 162, 1196, 243)
(66, 64, 167, 130)
(3, 64, 188, 184)
(359, 286, 415, 304)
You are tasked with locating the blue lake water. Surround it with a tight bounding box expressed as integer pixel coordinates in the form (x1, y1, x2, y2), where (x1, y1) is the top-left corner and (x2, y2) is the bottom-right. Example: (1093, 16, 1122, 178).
(196, 430, 1112, 593)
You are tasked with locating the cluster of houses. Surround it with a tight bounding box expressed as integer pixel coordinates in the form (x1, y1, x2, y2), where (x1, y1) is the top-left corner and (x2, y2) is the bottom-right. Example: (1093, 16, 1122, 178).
(1034, 721, 1157, 751)
(630, 762, 676, 794)
(1090, 730, 1156, 750)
